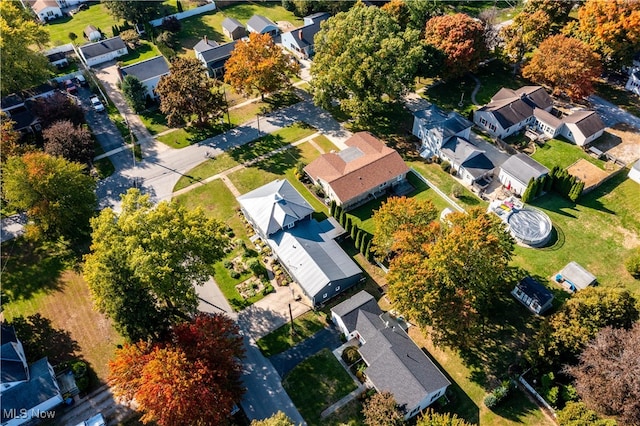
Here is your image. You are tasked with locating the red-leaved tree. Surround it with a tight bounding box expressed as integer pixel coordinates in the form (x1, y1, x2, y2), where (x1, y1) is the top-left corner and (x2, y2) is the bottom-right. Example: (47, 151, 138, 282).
(108, 314, 245, 426)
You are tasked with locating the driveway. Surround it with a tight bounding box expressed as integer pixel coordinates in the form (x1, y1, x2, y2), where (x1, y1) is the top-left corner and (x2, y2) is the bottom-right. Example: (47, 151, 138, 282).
(269, 326, 342, 377)
(588, 95, 640, 129)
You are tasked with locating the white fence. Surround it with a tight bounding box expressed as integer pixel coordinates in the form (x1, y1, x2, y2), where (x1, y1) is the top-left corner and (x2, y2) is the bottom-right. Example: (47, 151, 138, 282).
(518, 371, 556, 417)
(409, 168, 466, 213)
(149, 2, 216, 27)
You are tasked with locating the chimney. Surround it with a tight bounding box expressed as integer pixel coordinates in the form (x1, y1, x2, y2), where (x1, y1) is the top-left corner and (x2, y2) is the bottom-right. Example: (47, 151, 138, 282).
(298, 29, 303, 40)
(204, 35, 208, 44)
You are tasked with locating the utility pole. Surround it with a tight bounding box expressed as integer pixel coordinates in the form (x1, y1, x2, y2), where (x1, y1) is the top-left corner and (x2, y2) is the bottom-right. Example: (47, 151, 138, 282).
(289, 303, 296, 337)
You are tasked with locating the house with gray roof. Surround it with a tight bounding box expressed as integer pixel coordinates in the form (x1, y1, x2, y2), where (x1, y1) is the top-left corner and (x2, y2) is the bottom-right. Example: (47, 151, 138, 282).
(512, 277, 554, 314)
(412, 105, 496, 184)
(193, 37, 238, 78)
(281, 12, 330, 59)
(222, 17, 247, 40)
(331, 291, 451, 419)
(475, 86, 605, 146)
(78, 36, 128, 67)
(498, 153, 549, 196)
(119, 56, 170, 99)
(246, 15, 279, 37)
(237, 180, 362, 306)
(1, 325, 64, 426)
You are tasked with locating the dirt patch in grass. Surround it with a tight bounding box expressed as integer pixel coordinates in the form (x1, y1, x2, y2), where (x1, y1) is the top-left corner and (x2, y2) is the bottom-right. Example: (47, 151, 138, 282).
(566, 159, 613, 191)
(593, 124, 640, 165)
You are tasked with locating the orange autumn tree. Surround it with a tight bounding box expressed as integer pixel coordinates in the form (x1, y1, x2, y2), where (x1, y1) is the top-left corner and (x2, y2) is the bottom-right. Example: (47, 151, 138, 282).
(224, 32, 300, 100)
(523, 35, 602, 100)
(386, 208, 514, 348)
(108, 314, 245, 426)
(424, 13, 487, 79)
(564, 0, 640, 69)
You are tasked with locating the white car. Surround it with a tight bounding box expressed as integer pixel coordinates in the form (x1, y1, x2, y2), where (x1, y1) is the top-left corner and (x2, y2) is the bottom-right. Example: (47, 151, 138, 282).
(90, 95, 105, 113)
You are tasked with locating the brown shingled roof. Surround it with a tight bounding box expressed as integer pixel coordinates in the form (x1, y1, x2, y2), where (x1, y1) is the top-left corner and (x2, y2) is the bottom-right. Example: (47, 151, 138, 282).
(304, 132, 409, 204)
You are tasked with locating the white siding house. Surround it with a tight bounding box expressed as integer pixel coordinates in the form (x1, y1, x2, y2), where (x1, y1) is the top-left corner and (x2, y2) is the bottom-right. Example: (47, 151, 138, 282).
(119, 56, 170, 99)
(629, 160, 640, 184)
(498, 154, 549, 196)
(30, 0, 63, 22)
(78, 36, 128, 67)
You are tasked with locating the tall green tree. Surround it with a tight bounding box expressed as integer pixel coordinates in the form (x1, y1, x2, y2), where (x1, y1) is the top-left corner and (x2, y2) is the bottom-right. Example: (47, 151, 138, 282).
(311, 2, 424, 123)
(83, 189, 230, 340)
(251, 411, 295, 426)
(371, 196, 438, 260)
(224, 32, 300, 100)
(417, 409, 473, 426)
(387, 208, 514, 348)
(500, 10, 552, 65)
(0, 2, 52, 96)
(156, 57, 226, 127)
(102, 0, 159, 24)
(121, 75, 147, 113)
(522, 0, 576, 26)
(527, 287, 639, 370)
(2, 153, 96, 241)
(362, 391, 404, 426)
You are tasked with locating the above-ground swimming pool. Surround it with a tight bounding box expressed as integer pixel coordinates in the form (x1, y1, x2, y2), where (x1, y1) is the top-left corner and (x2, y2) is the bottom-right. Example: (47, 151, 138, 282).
(506, 207, 552, 247)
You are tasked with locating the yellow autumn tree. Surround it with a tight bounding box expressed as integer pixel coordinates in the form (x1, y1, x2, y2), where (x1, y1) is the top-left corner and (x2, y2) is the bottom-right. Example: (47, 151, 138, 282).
(224, 32, 300, 100)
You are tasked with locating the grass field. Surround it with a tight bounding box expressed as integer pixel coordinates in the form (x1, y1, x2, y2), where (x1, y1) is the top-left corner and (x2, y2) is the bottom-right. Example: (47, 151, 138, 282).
(117, 41, 163, 67)
(283, 348, 359, 426)
(1, 240, 122, 383)
(256, 311, 328, 357)
(531, 139, 607, 170)
(157, 123, 229, 148)
(514, 172, 640, 294)
(45, 3, 122, 47)
(173, 153, 241, 191)
(312, 135, 338, 153)
(409, 162, 487, 210)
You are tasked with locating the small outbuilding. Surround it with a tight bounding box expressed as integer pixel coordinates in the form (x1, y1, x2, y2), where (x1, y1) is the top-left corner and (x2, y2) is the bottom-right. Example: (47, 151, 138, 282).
(628, 159, 640, 184)
(512, 277, 554, 314)
(555, 261, 597, 292)
(84, 25, 102, 42)
(246, 15, 279, 37)
(221, 17, 246, 40)
(498, 153, 549, 197)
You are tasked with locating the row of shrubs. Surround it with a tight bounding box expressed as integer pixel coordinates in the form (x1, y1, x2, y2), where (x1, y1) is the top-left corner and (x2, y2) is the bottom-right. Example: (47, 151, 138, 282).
(522, 166, 585, 203)
(484, 380, 514, 408)
(329, 201, 375, 262)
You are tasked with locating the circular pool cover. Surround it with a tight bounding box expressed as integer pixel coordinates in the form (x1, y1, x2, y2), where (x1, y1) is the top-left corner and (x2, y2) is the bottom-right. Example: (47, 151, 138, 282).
(507, 207, 552, 247)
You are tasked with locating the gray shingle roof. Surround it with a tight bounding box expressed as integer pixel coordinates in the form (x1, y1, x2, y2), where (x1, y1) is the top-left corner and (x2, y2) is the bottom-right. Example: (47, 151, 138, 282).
(480, 86, 553, 129)
(533, 107, 562, 128)
(515, 277, 553, 306)
(441, 136, 483, 166)
(500, 153, 548, 186)
(559, 261, 596, 290)
(563, 110, 605, 139)
(1, 358, 62, 422)
(237, 179, 315, 237)
(79, 36, 126, 59)
(357, 310, 451, 411)
(247, 15, 277, 33)
(200, 40, 238, 64)
(193, 37, 219, 54)
(414, 105, 472, 143)
(331, 290, 381, 334)
(222, 17, 245, 33)
(120, 56, 170, 82)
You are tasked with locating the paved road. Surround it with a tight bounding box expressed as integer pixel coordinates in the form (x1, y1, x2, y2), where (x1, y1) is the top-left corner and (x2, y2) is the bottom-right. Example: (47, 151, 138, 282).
(270, 327, 342, 377)
(239, 334, 307, 426)
(588, 95, 640, 129)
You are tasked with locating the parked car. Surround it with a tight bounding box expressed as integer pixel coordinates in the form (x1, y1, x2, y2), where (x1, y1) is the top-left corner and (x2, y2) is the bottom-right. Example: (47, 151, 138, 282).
(75, 74, 87, 87)
(90, 95, 105, 112)
(64, 79, 77, 95)
(68, 3, 88, 15)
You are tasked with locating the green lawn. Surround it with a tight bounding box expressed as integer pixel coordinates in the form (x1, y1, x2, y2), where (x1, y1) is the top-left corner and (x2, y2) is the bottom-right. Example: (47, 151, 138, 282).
(409, 162, 487, 210)
(138, 108, 170, 135)
(256, 311, 328, 357)
(513, 173, 640, 295)
(156, 123, 229, 148)
(228, 122, 316, 163)
(45, 3, 123, 47)
(531, 139, 606, 170)
(173, 153, 241, 192)
(595, 80, 640, 118)
(94, 157, 115, 179)
(229, 91, 302, 126)
(312, 135, 338, 153)
(283, 348, 359, 426)
(117, 41, 163, 67)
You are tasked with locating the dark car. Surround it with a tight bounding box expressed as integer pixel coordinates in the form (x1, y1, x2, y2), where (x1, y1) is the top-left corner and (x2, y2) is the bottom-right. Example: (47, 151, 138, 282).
(64, 79, 77, 95)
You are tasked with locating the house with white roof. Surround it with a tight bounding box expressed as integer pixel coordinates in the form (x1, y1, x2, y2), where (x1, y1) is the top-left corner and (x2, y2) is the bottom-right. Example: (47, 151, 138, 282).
(331, 291, 451, 419)
(237, 180, 362, 306)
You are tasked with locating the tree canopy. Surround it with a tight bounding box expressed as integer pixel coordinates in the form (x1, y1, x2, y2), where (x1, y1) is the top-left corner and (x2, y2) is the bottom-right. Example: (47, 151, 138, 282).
(31, 92, 85, 128)
(556, 402, 617, 426)
(424, 13, 487, 80)
(522, 35, 602, 100)
(563, 0, 640, 68)
(522, 0, 576, 26)
(0, 114, 28, 166)
(371, 196, 438, 260)
(225, 32, 299, 100)
(387, 208, 514, 348)
(102, 0, 159, 23)
(250, 411, 295, 426)
(565, 324, 640, 425)
(310, 2, 423, 123)
(0, 2, 52, 96)
(43, 120, 94, 165)
(83, 189, 230, 341)
(362, 391, 404, 426)
(500, 10, 552, 64)
(109, 314, 245, 426)
(2, 152, 96, 241)
(156, 57, 226, 127)
(121, 75, 147, 113)
(526, 287, 639, 370)
(416, 409, 473, 426)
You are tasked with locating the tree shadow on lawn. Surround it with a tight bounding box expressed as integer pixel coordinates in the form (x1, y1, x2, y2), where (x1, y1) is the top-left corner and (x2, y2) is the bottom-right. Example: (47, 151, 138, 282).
(577, 171, 626, 215)
(177, 17, 226, 49)
(263, 90, 301, 112)
(186, 122, 230, 144)
(229, 134, 288, 163)
(8, 313, 80, 365)
(253, 146, 302, 175)
(1, 238, 73, 303)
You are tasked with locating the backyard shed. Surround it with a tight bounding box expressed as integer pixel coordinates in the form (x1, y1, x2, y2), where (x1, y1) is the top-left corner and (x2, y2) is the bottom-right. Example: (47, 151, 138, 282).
(84, 25, 102, 42)
(246, 15, 279, 37)
(512, 277, 554, 314)
(555, 261, 597, 292)
(221, 17, 246, 40)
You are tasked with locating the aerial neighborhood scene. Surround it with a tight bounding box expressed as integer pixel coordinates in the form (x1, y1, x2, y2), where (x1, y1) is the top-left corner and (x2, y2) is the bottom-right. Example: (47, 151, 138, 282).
(3, 0, 640, 425)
